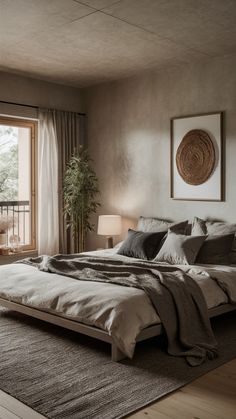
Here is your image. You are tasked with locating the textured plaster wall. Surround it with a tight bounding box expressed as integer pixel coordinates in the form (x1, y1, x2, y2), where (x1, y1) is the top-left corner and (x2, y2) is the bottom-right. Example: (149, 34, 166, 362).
(84, 55, 236, 250)
(0, 71, 83, 117)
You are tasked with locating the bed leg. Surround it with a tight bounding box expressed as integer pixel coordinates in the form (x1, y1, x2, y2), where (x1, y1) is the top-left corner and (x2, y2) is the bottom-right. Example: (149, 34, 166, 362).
(111, 343, 126, 362)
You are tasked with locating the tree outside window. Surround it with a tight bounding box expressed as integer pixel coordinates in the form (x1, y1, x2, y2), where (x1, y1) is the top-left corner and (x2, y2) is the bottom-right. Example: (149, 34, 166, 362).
(0, 126, 18, 201)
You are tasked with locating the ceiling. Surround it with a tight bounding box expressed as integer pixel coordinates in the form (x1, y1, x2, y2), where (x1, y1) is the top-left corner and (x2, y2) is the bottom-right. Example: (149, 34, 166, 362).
(1, 0, 236, 88)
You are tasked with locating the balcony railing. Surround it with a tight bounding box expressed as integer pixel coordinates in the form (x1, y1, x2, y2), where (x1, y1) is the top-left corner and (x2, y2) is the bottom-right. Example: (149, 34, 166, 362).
(0, 200, 30, 247)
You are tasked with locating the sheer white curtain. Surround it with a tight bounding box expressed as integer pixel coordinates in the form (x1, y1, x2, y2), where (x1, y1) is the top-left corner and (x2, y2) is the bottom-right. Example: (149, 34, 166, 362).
(38, 110, 59, 255)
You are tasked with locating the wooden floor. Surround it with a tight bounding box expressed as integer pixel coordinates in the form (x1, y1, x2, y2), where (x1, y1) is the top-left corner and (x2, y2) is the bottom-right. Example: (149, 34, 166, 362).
(0, 359, 235, 419)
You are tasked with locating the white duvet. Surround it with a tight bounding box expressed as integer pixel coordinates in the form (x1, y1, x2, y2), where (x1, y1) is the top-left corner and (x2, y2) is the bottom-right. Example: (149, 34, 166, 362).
(0, 249, 235, 357)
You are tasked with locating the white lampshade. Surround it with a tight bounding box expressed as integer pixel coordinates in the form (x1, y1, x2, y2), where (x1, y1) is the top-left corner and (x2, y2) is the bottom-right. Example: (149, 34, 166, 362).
(97, 215, 122, 236)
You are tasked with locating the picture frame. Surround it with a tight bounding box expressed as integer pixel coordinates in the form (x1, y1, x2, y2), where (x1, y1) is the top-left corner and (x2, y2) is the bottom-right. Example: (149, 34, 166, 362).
(170, 111, 224, 201)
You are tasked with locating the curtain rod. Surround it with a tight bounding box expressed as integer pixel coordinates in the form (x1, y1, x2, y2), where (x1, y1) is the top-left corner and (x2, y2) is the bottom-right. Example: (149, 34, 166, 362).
(0, 100, 86, 116)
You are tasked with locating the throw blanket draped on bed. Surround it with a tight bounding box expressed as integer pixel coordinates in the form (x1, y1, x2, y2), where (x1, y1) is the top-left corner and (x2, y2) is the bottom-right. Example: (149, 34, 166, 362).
(19, 255, 218, 366)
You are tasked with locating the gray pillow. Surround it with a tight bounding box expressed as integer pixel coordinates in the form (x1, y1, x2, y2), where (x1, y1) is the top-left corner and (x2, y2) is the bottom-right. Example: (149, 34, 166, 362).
(117, 229, 166, 260)
(191, 217, 236, 261)
(196, 234, 235, 265)
(206, 221, 236, 252)
(137, 217, 188, 234)
(154, 231, 206, 265)
(206, 220, 236, 237)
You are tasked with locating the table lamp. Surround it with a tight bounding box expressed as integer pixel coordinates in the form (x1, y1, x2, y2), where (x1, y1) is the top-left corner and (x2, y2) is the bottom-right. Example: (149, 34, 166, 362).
(97, 215, 122, 248)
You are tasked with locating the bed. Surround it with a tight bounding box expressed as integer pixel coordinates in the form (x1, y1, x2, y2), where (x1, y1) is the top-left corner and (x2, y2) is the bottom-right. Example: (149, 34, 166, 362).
(0, 248, 236, 362)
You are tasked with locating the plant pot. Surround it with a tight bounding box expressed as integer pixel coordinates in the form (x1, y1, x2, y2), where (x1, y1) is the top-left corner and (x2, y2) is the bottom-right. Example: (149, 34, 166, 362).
(0, 233, 7, 247)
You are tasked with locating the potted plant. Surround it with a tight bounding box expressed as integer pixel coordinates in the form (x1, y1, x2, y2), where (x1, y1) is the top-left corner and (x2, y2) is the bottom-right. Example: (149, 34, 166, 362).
(0, 216, 13, 247)
(63, 147, 100, 253)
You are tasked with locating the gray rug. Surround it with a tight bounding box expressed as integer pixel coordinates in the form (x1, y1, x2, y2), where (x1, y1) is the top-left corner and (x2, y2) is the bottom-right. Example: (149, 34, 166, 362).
(0, 308, 236, 419)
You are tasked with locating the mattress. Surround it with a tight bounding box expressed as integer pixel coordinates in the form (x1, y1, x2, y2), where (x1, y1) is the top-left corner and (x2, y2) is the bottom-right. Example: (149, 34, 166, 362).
(0, 248, 235, 357)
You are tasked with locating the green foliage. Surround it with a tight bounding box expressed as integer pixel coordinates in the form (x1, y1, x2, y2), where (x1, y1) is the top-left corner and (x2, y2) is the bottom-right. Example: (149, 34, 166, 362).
(63, 147, 100, 252)
(0, 126, 18, 201)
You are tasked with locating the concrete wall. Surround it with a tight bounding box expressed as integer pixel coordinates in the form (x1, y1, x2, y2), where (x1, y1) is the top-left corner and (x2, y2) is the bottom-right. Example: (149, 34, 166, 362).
(84, 55, 236, 250)
(0, 71, 83, 118)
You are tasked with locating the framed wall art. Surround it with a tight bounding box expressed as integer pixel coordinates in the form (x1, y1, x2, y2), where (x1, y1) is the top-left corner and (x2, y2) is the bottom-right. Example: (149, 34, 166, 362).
(170, 112, 224, 201)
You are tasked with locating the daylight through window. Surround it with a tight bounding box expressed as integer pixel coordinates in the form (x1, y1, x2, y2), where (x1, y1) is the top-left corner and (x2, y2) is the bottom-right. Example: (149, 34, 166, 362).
(0, 117, 37, 251)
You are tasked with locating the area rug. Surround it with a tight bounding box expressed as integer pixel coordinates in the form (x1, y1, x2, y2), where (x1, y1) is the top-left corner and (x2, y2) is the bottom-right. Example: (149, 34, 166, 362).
(0, 308, 236, 419)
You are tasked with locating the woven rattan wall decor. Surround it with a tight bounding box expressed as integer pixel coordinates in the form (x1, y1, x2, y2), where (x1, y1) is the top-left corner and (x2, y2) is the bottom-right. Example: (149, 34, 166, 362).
(176, 129, 215, 185)
(171, 112, 224, 201)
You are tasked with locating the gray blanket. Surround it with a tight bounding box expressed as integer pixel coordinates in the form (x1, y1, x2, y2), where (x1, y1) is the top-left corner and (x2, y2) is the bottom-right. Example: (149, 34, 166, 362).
(19, 255, 218, 366)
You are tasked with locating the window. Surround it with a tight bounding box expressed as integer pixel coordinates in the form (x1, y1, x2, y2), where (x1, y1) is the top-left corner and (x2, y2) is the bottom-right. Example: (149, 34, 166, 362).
(0, 117, 37, 251)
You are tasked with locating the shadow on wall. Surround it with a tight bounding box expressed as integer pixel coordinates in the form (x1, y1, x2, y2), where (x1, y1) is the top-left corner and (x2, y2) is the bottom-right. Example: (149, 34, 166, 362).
(113, 150, 131, 190)
(121, 216, 137, 238)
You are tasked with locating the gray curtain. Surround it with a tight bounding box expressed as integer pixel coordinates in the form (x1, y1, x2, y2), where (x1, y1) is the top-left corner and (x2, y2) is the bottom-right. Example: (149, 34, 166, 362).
(53, 110, 86, 254)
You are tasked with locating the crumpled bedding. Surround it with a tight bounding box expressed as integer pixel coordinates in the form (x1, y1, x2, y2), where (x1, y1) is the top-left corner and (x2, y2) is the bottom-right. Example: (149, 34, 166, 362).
(0, 248, 235, 357)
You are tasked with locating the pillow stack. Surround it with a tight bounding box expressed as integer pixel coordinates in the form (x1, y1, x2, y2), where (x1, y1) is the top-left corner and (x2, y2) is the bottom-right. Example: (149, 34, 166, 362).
(117, 215, 236, 266)
(118, 225, 206, 265)
(118, 218, 189, 261)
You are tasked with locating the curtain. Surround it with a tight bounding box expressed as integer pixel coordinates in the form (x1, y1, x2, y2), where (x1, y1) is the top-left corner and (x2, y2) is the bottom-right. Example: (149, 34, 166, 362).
(38, 110, 59, 255)
(54, 111, 85, 254)
(38, 109, 85, 255)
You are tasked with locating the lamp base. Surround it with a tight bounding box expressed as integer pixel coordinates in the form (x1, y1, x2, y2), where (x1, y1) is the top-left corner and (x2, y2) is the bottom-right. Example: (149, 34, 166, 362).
(106, 236, 113, 249)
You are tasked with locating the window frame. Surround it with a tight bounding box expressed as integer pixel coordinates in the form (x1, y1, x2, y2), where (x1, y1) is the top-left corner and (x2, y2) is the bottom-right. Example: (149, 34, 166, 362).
(0, 116, 37, 251)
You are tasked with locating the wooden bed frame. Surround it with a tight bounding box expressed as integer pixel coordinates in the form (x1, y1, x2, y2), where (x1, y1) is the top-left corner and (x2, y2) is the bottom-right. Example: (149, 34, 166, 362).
(0, 297, 235, 361)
